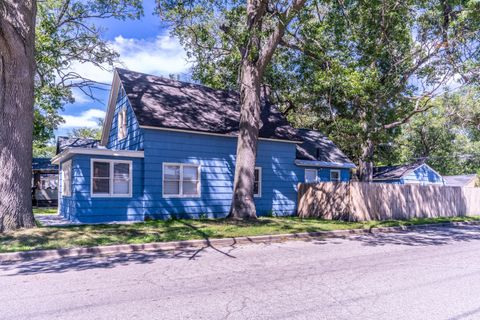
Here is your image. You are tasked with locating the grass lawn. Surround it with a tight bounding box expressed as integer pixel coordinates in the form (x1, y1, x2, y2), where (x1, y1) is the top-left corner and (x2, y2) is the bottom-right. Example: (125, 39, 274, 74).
(33, 207, 58, 215)
(1, 215, 480, 253)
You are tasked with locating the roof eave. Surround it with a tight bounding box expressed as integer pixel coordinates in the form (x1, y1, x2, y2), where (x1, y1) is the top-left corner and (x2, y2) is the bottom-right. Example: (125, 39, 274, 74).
(139, 125, 303, 144)
(51, 148, 145, 165)
(295, 159, 357, 169)
(100, 70, 121, 146)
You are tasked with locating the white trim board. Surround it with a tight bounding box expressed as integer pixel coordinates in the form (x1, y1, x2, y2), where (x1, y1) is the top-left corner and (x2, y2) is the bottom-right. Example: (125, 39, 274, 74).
(140, 125, 302, 144)
(101, 70, 120, 146)
(52, 148, 144, 165)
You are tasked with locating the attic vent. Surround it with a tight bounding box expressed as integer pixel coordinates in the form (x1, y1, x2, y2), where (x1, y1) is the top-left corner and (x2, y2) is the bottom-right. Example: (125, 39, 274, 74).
(316, 148, 321, 159)
(118, 107, 127, 140)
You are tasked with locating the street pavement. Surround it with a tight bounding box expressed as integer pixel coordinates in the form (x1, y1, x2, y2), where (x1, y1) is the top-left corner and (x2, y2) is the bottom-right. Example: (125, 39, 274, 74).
(2, 225, 480, 320)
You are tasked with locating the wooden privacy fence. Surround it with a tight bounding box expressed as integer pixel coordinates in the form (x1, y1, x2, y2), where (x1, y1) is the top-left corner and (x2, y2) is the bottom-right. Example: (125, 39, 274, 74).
(297, 182, 480, 221)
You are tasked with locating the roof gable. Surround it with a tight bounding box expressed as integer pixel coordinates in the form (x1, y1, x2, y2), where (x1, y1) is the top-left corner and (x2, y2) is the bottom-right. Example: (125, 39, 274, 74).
(102, 68, 301, 143)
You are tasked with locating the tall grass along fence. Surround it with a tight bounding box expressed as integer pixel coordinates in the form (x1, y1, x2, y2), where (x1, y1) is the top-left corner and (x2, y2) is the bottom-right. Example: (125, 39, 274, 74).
(297, 182, 480, 221)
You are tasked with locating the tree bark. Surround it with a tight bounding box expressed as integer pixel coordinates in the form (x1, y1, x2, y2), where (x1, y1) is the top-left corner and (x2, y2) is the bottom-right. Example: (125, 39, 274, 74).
(228, 62, 262, 219)
(0, 1, 37, 232)
(358, 138, 374, 182)
(228, 0, 306, 219)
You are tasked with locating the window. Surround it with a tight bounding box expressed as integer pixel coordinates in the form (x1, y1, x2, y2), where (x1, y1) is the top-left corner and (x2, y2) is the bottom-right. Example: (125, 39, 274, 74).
(91, 160, 132, 197)
(163, 163, 200, 197)
(117, 107, 127, 140)
(61, 161, 72, 197)
(330, 170, 341, 182)
(305, 169, 318, 183)
(254, 167, 262, 197)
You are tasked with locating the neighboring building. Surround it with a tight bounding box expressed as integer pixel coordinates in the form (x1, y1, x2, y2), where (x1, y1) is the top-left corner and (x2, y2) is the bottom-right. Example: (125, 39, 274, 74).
(373, 162, 445, 185)
(32, 158, 58, 207)
(52, 68, 355, 223)
(443, 174, 478, 188)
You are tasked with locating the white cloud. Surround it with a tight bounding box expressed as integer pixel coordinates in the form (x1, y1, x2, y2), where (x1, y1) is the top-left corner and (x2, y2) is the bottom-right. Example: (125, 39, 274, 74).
(68, 34, 191, 85)
(71, 88, 91, 104)
(61, 109, 106, 128)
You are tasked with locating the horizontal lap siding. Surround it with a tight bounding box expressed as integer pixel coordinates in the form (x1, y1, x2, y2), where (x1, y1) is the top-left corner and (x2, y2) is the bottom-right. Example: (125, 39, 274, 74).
(59, 154, 145, 223)
(143, 129, 300, 219)
(107, 86, 144, 151)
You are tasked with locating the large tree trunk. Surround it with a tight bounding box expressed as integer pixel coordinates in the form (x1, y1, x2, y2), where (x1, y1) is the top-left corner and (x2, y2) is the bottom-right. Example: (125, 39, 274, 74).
(228, 0, 305, 219)
(0, 1, 37, 232)
(228, 61, 262, 219)
(358, 138, 374, 182)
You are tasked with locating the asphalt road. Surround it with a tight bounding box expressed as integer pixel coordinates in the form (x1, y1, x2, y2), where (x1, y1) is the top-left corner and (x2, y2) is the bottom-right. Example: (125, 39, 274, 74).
(2, 225, 480, 320)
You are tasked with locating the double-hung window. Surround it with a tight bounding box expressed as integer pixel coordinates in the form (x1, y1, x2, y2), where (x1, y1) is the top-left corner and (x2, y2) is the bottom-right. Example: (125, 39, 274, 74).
(330, 170, 341, 182)
(305, 169, 317, 183)
(163, 163, 200, 197)
(253, 167, 262, 197)
(91, 160, 132, 197)
(61, 160, 72, 197)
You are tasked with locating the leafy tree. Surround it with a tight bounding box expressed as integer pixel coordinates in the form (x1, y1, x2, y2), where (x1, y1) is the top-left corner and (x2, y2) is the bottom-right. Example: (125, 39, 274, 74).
(34, 0, 143, 146)
(33, 143, 57, 158)
(172, 0, 480, 182)
(394, 89, 480, 175)
(283, 0, 480, 180)
(68, 118, 104, 139)
(0, 0, 142, 232)
(157, 0, 307, 219)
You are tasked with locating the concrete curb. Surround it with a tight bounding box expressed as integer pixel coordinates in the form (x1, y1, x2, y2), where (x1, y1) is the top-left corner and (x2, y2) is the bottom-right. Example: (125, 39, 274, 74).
(1, 221, 479, 263)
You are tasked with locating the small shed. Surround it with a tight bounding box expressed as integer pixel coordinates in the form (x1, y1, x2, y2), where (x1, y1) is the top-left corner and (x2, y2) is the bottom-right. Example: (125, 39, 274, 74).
(373, 162, 445, 185)
(443, 174, 478, 188)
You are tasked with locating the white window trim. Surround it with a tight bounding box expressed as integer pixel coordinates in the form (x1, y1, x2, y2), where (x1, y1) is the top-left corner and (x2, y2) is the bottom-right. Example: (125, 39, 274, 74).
(304, 168, 318, 183)
(90, 159, 133, 198)
(162, 163, 201, 198)
(61, 160, 72, 197)
(330, 169, 341, 182)
(117, 107, 127, 141)
(254, 167, 262, 198)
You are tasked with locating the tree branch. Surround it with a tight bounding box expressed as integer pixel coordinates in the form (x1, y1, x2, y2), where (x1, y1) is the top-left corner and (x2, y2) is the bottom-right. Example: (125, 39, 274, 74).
(257, 0, 306, 73)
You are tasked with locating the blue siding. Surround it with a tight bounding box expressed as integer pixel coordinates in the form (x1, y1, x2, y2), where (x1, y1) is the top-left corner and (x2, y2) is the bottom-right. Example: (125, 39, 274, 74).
(402, 165, 445, 185)
(62, 127, 353, 222)
(107, 86, 144, 151)
(142, 129, 302, 219)
(59, 154, 145, 223)
(378, 165, 445, 185)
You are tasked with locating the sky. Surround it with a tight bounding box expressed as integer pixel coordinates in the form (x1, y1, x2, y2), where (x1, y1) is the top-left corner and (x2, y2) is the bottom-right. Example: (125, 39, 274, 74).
(56, 1, 191, 137)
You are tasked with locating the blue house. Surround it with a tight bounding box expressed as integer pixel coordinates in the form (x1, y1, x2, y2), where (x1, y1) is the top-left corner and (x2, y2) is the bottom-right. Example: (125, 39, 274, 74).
(372, 163, 445, 185)
(52, 69, 355, 223)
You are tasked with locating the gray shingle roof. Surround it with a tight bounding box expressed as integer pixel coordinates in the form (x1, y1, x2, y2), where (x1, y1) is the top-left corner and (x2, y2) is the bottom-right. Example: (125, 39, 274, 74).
(56, 136, 100, 155)
(32, 158, 57, 171)
(373, 162, 424, 180)
(116, 68, 301, 142)
(295, 129, 354, 165)
(443, 174, 477, 187)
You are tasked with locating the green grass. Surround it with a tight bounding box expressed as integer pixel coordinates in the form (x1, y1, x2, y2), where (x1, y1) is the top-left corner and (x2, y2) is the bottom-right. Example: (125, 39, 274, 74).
(1, 216, 479, 253)
(33, 207, 57, 215)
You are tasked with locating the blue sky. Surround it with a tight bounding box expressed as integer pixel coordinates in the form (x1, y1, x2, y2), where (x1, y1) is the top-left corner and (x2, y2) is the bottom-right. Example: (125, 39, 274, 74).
(57, 1, 191, 137)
